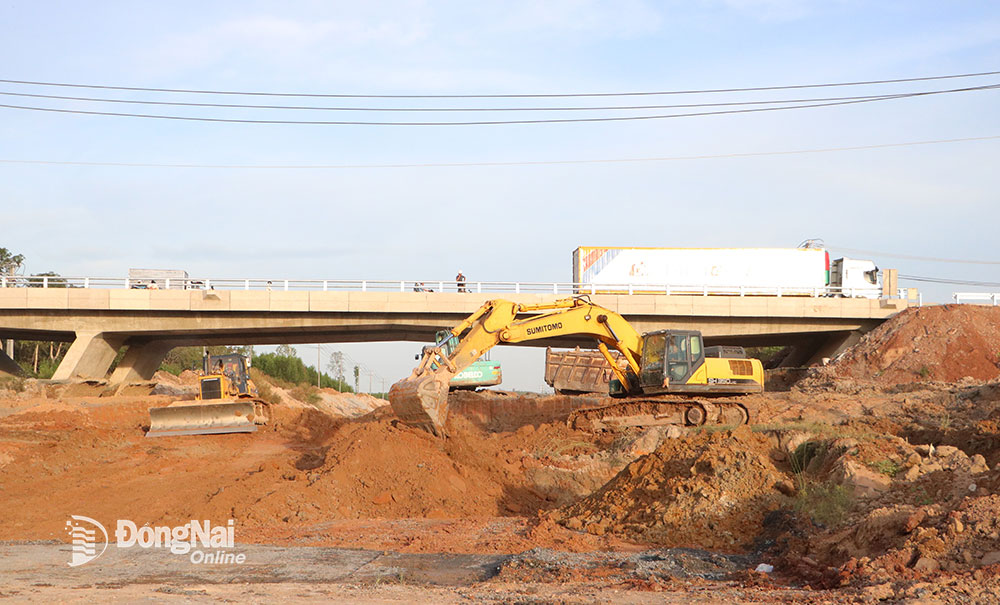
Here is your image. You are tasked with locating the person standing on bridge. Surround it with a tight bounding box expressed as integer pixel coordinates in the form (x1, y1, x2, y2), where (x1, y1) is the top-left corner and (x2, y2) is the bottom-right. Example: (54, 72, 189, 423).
(456, 271, 467, 293)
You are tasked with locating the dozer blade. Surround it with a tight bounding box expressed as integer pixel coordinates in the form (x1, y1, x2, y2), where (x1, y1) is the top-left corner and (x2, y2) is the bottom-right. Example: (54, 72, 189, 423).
(388, 373, 451, 436)
(146, 400, 265, 438)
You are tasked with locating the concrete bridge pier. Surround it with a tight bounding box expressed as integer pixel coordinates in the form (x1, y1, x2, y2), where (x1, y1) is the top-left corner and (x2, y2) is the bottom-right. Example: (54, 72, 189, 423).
(0, 347, 21, 375)
(779, 330, 863, 368)
(51, 331, 126, 381)
(109, 340, 175, 384)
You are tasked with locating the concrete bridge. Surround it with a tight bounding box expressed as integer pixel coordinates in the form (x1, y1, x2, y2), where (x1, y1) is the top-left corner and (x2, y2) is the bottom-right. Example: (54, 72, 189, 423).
(0, 286, 909, 384)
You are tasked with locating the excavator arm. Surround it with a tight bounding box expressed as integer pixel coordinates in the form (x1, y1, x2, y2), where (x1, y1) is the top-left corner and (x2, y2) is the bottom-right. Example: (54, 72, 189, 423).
(388, 297, 645, 435)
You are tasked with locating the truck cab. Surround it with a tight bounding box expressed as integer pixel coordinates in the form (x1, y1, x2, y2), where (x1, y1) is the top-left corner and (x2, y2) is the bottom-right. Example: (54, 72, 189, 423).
(830, 257, 880, 298)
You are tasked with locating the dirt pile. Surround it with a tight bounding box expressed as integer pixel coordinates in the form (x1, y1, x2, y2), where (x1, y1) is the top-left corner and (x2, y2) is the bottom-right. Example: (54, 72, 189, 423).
(448, 390, 608, 432)
(551, 426, 789, 552)
(0, 386, 624, 545)
(773, 412, 1000, 592)
(827, 305, 1000, 384)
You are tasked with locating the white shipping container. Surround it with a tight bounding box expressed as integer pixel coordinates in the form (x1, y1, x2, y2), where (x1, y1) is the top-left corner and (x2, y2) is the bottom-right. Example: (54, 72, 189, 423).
(572, 247, 831, 295)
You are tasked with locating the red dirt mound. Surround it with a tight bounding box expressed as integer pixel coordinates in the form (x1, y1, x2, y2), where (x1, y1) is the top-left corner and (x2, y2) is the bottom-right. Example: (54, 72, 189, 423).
(550, 426, 789, 552)
(830, 305, 1000, 383)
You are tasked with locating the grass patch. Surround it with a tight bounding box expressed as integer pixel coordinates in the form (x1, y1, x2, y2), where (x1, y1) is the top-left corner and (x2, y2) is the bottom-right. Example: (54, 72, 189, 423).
(536, 437, 599, 458)
(692, 423, 744, 435)
(789, 441, 828, 479)
(867, 459, 901, 477)
(794, 481, 853, 527)
(751, 422, 883, 444)
(290, 385, 322, 406)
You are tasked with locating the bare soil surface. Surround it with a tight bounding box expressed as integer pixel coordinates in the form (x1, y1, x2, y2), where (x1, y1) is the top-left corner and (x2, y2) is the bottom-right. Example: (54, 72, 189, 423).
(3, 304, 1000, 602)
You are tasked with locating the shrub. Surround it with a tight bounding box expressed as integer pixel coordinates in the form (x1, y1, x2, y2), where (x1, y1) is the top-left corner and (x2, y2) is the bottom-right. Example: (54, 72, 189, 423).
(794, 481, 853, 527)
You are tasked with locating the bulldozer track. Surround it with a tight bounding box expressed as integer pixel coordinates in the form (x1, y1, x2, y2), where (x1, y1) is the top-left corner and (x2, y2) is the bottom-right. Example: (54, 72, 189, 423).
(567, 397, 750, 432)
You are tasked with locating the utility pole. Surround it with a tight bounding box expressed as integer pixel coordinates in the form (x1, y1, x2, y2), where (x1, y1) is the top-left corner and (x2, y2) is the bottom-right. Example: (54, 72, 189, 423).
(368, 371, 374, 393)
(317, 344, 321, 388)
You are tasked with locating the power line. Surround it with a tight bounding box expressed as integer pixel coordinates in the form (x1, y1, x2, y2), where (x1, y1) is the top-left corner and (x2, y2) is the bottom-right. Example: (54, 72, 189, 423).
(900, 274, 1000, 287)
(1, 69, 998, 98)
(318, 344, 391, 388)
(831, 245, 1000, 265)
(2, 134, 997, 169)
(0, 87, 976, 112)
(1, 83, 996, 125)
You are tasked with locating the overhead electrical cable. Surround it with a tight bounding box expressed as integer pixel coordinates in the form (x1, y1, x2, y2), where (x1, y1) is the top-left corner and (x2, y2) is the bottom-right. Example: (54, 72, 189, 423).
(830, 246, 1000, 265)
(2, 135, 998, 169)
(0, 69, 997, 98)
(0, 87, 984, 112)
(0, 83, 996, 125)
(900, 274, 1000, 287)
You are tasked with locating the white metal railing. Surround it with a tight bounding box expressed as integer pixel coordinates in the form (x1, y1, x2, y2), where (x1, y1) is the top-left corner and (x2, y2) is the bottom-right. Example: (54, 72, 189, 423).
(954, 292, 1000, 305)
(0, 275, 905, 299)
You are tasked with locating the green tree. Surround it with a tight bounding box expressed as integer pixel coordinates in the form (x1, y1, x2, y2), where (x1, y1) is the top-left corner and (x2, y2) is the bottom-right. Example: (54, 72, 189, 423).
(251, 351, 352, 392)
(275, 344, 297, 358)
(0, 248, 24, 277)
(158, 346, 235, 375)
(327, 351, 345, 384)
(26, 271, 69, 288)
(14, 340, 67, 378)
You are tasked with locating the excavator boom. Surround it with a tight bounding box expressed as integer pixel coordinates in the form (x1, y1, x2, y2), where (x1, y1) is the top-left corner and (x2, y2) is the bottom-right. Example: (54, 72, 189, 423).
(389, 297, 644, 436)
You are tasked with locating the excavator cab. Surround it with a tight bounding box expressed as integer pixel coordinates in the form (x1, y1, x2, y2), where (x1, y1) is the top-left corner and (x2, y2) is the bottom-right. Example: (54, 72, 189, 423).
(639, 330, 703, 390)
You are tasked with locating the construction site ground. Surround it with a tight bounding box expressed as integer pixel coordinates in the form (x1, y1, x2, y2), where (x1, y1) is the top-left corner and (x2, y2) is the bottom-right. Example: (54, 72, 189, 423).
(3, 304, 1000, 603)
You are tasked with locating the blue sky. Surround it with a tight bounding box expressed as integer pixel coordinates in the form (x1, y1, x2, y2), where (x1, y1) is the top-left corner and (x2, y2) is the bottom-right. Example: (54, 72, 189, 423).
(1, 1, 998, 389)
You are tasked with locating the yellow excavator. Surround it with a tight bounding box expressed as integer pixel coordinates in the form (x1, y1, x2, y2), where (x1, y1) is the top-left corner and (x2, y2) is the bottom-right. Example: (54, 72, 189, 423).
(146, 353, 268, 438)
(389, 297, 763, 436)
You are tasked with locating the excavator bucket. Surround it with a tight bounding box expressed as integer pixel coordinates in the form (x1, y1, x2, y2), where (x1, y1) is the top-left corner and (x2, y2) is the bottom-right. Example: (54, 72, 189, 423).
(146, 399, 266, 438)
(388, 373, 451, 436)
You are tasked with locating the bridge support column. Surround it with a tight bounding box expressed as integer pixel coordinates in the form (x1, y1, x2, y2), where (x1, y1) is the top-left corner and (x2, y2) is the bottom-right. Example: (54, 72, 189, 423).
(109, 341, 174, 385)
(51, 331, 126, 381)
(0, 348, 22, 376)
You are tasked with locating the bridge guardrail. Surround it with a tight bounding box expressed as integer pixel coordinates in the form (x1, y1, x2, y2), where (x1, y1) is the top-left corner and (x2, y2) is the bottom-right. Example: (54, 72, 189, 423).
(0, 275, 902, 299)
(953, 292, 1000, 305)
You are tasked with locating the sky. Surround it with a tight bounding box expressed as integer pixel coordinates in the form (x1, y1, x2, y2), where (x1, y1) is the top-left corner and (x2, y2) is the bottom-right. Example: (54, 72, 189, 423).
(1, 1, 998, 391)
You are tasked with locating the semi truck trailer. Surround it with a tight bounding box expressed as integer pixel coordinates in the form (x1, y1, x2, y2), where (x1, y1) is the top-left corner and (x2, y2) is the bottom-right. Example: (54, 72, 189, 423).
(572, 246, 880, 298)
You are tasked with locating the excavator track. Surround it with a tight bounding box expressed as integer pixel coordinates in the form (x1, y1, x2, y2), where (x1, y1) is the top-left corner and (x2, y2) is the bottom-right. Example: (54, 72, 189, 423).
(567, 397, 750, 432)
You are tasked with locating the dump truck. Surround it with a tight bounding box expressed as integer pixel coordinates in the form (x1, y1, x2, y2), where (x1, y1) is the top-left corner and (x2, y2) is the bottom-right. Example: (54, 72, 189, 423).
(572, 245, 881, 297)
(146, 353, 268, 437)
(544, 347, 625, 395)
(389, 296, 763, 436)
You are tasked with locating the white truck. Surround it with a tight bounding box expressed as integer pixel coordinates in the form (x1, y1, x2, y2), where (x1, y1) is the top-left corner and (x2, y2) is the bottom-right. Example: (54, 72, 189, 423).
(572, 246, 881, 298)
(128, 268, 190, 290)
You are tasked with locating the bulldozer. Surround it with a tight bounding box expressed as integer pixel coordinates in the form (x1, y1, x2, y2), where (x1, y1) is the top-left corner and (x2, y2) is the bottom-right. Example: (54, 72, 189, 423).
(388, 297, 763, 436)
(146, 353, 268, 438)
